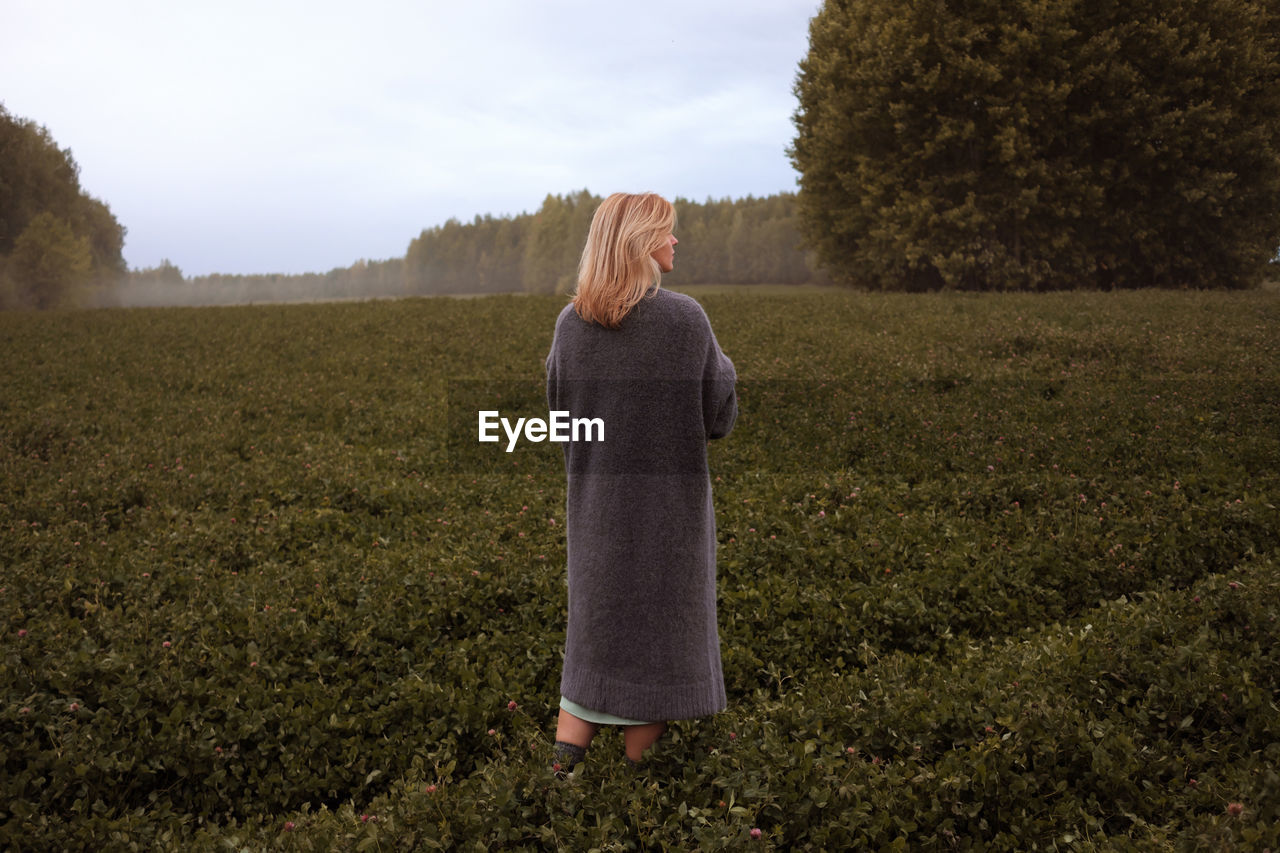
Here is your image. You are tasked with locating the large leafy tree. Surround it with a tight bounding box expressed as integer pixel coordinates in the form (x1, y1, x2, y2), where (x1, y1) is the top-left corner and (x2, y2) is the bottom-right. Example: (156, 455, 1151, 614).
(7, 212, 93, 309)
(1, 103, 126, 307)
(789, 0, 1280, 290)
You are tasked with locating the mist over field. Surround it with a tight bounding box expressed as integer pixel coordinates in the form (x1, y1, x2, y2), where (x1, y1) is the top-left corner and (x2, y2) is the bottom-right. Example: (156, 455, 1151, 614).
(96, 274, 406, 309)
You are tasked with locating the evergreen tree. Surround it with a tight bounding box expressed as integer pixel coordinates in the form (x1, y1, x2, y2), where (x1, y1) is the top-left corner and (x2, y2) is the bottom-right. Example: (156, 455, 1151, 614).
(400, 190, 822, 298)
(523, 190, 598, 294)
(789, 0, 1280, 290)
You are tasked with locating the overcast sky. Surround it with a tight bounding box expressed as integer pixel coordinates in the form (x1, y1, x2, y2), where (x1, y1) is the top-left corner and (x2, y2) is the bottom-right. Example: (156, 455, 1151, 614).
(2, 1, 820, 276)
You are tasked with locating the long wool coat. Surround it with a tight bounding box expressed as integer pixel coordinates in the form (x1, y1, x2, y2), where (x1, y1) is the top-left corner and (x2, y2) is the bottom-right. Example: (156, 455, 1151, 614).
(545, 287, 737, 722)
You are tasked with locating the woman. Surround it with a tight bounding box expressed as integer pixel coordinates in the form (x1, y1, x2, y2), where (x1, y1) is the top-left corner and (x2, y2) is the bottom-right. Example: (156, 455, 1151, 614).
(545, 192, 738, 774)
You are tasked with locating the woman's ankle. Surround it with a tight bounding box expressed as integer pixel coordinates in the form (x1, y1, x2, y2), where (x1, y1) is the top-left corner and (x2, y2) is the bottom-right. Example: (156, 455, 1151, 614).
(552, 740, 587, 776)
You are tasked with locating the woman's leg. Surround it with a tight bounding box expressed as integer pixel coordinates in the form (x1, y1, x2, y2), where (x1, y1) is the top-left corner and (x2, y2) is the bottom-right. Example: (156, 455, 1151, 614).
(623, 721, 668, 762)
(552, 709, 599, 775)
(555, 708, 600, 748)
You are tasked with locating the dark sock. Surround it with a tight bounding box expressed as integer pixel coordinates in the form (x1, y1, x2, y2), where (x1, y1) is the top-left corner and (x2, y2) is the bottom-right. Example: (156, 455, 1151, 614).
(552, 741, 586, 775)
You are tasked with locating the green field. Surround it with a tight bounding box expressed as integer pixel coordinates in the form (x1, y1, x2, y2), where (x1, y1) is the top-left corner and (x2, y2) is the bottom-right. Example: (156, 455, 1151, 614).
(3, 289, 1278, 850)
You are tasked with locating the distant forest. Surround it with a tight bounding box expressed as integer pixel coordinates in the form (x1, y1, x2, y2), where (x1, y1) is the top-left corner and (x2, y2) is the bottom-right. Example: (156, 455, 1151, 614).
(113, 191, 827, 307)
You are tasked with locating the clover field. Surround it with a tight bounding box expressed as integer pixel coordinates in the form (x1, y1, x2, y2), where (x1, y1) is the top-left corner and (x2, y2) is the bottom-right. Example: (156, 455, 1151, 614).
(2, 288, 1278, 851)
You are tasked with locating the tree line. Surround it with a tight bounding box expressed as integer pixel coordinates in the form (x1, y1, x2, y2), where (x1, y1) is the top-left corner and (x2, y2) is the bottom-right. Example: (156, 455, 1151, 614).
(402, 189, 824, 296)
(109, 191, 824, 307)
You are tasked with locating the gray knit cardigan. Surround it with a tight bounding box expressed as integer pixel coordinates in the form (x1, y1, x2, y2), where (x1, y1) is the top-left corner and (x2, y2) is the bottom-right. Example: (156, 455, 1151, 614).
(545, 287, 738, 722)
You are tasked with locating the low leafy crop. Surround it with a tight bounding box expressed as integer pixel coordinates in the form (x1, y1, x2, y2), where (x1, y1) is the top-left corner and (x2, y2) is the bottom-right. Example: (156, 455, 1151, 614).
(2, 289, 1277, 850)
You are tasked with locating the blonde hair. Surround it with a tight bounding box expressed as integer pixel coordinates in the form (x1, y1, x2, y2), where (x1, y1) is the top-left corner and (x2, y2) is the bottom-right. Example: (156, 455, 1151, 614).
(572, 192, 676, 329)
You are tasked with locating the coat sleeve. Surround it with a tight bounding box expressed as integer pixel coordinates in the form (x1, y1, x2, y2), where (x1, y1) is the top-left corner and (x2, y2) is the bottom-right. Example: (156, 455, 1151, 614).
(545, 352, 556, 412)
(702, 325, 737, 441)
(545, 315, 560, 412)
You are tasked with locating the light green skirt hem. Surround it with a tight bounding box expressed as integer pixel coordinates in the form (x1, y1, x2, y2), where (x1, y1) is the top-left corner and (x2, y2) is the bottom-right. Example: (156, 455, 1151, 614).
(560, 696, 653, 726)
